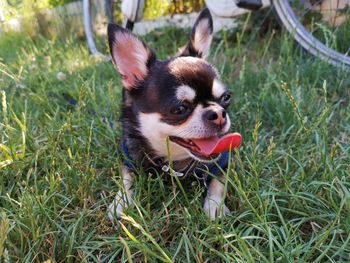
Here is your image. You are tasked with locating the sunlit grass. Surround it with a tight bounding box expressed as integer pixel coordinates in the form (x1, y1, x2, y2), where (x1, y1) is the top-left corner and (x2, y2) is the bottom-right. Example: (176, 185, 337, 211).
(0, 17, 350, 262)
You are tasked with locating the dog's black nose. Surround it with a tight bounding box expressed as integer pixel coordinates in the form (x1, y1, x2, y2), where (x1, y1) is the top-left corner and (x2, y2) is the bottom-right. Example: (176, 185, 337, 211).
(204, 109, 227, 126)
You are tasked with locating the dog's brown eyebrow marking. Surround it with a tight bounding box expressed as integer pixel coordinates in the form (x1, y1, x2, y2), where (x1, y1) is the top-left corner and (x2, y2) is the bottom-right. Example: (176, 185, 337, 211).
(168, 56, 213, 76)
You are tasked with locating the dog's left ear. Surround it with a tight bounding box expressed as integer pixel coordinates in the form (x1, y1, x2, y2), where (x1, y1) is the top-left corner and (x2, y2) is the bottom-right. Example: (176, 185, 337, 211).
(179, 8, 214, 60)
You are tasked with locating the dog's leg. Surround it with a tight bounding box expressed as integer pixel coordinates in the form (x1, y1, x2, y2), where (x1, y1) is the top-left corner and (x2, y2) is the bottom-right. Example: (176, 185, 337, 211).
(108, 165, 134, 220)
(203, 174, 230, 220)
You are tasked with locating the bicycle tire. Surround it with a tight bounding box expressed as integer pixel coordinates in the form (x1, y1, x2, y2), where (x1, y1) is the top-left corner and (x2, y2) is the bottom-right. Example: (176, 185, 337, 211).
(272, 0, 350, 68)
(83, 0, 114, 59)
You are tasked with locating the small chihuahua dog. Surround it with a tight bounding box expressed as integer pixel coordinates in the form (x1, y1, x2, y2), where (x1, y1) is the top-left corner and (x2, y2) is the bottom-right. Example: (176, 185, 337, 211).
(108, 8, 233, 221)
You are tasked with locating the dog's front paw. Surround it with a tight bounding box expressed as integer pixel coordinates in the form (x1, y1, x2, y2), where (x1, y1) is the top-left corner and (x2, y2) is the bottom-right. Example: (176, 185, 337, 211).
(107, 191, 130, 221)
(203, 196, 230, 221)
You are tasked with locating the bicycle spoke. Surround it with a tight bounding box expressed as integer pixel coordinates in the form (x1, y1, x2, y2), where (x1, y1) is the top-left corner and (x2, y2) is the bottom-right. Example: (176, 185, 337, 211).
(288, 0, 350, 55)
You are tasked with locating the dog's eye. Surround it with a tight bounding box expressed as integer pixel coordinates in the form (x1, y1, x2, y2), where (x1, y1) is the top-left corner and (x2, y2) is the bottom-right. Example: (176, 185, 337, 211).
(171, 104, 188, 115)
(219, 92, 231, 109)
(221, 93, 231, 103)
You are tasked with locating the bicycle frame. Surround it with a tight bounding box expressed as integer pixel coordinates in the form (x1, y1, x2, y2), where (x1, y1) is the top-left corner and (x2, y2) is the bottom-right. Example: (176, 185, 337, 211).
(205, 0, 271, 18)
(83, 0, 350, 67)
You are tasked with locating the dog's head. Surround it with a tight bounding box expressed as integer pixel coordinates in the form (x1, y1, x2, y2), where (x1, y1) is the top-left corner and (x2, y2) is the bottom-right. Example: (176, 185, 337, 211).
(108, 9, 231, 162)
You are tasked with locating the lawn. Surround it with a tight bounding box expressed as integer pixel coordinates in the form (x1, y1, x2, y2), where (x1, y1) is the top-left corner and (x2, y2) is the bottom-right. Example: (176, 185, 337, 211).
(1, 15, 350, 262)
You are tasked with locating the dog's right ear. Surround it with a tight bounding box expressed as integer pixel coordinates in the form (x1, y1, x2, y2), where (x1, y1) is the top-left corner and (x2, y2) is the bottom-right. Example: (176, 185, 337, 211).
(178, 8, 214, 60)
(108, 24, 156, 90)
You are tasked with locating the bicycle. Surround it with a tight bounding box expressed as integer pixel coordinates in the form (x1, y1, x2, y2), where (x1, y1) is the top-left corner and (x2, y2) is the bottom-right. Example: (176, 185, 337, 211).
(83, 0, 350, 68)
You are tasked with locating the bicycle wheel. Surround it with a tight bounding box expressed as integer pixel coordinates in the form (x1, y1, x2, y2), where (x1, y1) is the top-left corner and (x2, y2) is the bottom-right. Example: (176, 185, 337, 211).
(273, 0, 350, 68)
(83, 0, 115, 58)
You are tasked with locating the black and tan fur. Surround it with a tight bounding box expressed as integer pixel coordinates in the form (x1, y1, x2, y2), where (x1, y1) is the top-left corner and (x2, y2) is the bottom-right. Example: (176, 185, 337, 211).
(108, 8, 233, 220)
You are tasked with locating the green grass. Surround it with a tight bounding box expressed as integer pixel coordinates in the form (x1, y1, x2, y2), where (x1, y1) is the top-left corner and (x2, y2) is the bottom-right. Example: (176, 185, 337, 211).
(1, 18, 350, 262)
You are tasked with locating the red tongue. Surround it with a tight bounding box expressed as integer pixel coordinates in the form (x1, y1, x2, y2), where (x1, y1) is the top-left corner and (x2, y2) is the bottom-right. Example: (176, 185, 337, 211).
(192, 133, 242, 156)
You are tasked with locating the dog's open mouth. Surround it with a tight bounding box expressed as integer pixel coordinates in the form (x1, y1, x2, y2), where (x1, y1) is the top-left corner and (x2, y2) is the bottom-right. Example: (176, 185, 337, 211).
(169, 133, 242, 160)
(169, 136, 220, 160)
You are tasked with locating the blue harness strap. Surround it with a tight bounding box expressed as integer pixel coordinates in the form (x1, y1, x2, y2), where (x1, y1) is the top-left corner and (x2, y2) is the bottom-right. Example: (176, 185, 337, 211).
(193, 151, 229, 186)
(205, 151, 229, 175)
(121, 139, 136, 170)
(121, 139, 230, 182)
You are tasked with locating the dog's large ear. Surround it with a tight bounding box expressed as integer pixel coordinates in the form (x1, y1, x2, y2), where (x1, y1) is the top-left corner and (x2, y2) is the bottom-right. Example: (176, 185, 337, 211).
(179, 8, 213, 60)
(108, 24, 156, 90)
